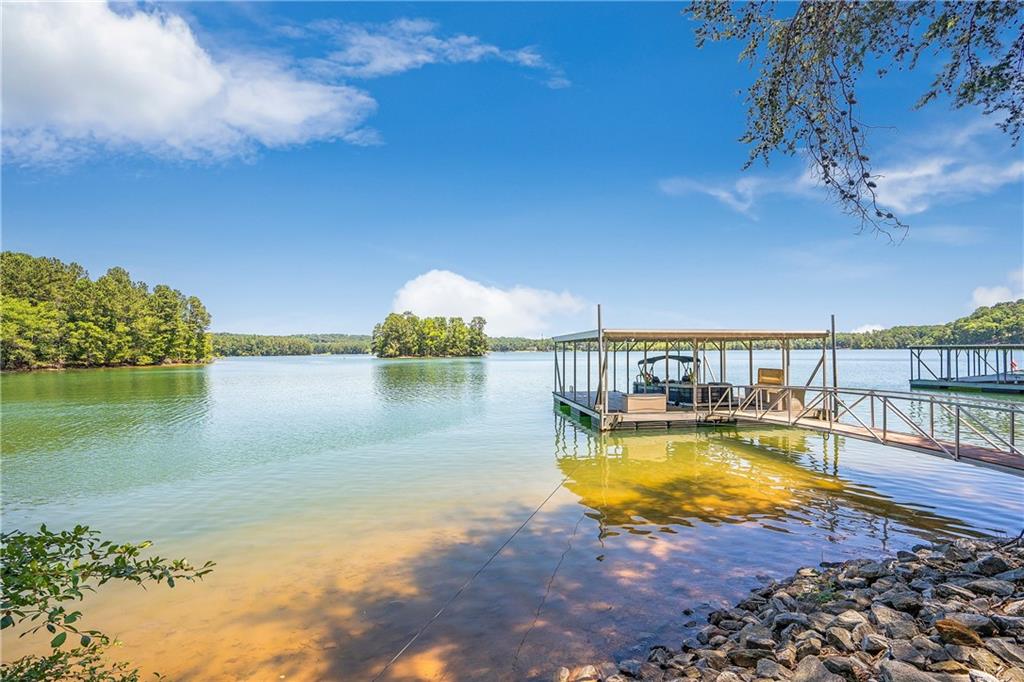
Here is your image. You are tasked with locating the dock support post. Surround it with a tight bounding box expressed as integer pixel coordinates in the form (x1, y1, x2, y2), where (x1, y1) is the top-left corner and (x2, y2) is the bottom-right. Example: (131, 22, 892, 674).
(748, 341, 754, 386)
(692, 337, 698, 413)
(954, 406, 961, 460)
(882, 397, 887, 440)
(830, 315, 838, 419)
(561, 343, 566, 393)
(822, 341, 828, 424)
(587, 342, 591, 408)
(664, 343, 670, 406)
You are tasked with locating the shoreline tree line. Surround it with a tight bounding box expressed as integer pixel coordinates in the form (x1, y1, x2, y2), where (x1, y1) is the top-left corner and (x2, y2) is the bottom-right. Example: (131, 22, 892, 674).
(213, 301, 1023, 357)
(3, 252, 1019, 367)
(1, 252, 212, 370)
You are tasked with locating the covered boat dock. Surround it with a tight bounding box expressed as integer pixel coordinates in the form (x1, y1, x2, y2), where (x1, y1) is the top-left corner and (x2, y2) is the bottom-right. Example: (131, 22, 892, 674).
(551, 323, 833, 431)
(909, 344, 1024, 394)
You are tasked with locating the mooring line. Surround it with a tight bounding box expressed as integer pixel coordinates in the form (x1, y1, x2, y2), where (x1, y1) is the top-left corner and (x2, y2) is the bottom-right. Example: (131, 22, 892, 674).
(370, 463, 583, 681)
(510, 509, 587, 673)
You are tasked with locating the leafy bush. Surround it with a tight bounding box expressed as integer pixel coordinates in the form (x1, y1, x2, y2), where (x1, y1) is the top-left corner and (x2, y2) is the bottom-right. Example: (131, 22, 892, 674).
(1, 525, 214, 681)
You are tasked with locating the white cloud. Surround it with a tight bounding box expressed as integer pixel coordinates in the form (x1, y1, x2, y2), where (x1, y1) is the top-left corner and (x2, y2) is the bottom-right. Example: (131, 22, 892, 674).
(658, 172, 815, 218)
(972, 269, 1024, 308)
(851, 324, 885, 334)
(874, 157, 1024, 214)
(392, 270, 585, 337)
(659, 177, 762, 216)
(308, 18, 570, 89)
(2, 2, 379, 165)
(2, 5, 567, 165)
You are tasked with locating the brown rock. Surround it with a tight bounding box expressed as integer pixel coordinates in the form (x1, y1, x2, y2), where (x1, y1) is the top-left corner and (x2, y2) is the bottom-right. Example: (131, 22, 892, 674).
(927, 661, 969, 674)
(936, 619, 985, 646)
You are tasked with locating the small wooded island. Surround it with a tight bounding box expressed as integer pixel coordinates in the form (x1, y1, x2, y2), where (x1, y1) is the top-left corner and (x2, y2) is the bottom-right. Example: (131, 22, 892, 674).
(371, 311, 488, 357)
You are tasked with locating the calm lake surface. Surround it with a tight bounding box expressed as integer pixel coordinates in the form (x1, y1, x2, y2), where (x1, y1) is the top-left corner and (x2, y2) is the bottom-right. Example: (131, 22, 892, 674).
(2, 351, 1022, 681)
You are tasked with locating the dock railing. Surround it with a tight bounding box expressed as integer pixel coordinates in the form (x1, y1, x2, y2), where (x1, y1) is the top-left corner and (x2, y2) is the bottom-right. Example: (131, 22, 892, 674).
(709, 385, 1023, 461)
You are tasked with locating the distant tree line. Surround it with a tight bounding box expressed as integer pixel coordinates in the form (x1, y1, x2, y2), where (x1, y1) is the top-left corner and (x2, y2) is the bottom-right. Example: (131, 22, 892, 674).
(212, 333, 371, 357)
(1, 252, 212, 370)
(371, 312, 487, 357)
(835, 300, 1023, 348)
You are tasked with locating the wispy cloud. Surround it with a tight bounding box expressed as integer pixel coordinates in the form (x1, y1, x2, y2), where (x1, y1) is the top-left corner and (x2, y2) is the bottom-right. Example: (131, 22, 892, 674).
(873, 157, 1023, 214)
(851, 324, 884, 334)
(2, 4, 568, 166)
(392, 270, 585, 337)
(972, 269, 1024, 308)
(658, 118, 1021, 221)
(658, 174, 811, 218)
(304, 17, 570, 88)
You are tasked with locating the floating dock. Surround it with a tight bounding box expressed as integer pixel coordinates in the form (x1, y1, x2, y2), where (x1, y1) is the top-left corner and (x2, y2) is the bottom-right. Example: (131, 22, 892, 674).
(909, 344, 1024, 394)
(551, 319, 1024, 475)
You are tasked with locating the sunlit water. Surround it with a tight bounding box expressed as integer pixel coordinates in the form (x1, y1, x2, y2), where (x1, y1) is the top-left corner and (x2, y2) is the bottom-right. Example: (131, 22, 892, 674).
(2, 351, 1021, 681)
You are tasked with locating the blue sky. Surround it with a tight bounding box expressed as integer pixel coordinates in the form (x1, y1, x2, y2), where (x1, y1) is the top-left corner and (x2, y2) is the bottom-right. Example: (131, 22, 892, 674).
(3, 2, 1022, 336)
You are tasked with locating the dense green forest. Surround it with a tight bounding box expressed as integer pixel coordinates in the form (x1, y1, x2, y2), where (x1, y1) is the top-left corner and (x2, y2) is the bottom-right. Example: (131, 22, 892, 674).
(833, 299, 1024, 348)
(372, 312, 488, 357)
(213, 333, 371, 357)
(1, 252, 212, 370)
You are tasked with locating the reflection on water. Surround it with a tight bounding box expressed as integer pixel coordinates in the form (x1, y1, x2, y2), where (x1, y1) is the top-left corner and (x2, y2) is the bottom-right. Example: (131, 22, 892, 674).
(1, 353, 1020, 681)
(2, 365, 211, 456)
(556, 424, 988, 543)
(372, 357, 487, 402)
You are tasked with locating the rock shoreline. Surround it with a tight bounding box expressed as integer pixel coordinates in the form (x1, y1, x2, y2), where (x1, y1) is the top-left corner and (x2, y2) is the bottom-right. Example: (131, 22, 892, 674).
(554, 536, 1024, 682)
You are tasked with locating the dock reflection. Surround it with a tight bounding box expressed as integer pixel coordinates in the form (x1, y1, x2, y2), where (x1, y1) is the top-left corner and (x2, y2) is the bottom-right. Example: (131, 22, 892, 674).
(553, 418, 989, 544)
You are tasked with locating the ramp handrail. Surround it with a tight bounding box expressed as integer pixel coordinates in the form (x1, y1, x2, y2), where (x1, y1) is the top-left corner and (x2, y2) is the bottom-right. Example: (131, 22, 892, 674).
(710, 385, 1022, 460)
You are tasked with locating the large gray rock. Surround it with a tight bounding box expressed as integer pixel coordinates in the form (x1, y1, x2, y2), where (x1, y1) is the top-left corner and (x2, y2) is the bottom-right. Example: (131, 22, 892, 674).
(880, 659, 968, 682)
(991, 614, 1024, 634)
(829, 610, 867, 630)
(856, 562, 892, 580)
(756, 658, 793, 680)
(773, 613, 810, 630)
(890, 640, 926, 666)
(935, 584, 977, 601)
(825, 627, 855, 653)
(973, 554, 1011, 576)
(791, 656, 844, 682)
(993, 567, 1024, 583)
(964, 579, 1015, 597)
(862, 633, 889, 653)
(985, 637, 1024, 666)
(728, 648, 775, 667)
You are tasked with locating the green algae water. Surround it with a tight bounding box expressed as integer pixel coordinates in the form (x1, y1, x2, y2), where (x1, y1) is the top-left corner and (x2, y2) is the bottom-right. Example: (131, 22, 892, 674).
(2, 351, 1021, 680)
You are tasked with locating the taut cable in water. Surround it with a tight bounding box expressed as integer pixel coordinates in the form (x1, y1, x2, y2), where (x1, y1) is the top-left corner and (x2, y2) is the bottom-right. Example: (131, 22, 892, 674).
(370, 462, 583, 681)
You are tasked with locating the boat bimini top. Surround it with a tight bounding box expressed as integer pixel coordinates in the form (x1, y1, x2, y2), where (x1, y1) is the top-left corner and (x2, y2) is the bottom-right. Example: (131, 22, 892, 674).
(636, 354, 697, 383)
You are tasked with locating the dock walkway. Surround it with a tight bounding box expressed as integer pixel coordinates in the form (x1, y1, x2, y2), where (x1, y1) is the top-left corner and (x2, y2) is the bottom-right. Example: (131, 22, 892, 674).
(554, 386, 1024, 476)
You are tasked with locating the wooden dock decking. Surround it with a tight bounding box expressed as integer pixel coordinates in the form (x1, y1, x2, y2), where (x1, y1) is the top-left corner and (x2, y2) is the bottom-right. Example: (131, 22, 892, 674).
(554, 389, 1024, 476)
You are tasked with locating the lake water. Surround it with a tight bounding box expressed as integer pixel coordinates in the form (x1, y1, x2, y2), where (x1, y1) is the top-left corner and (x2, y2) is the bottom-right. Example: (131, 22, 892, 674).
(2, 351, 1022, 681)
